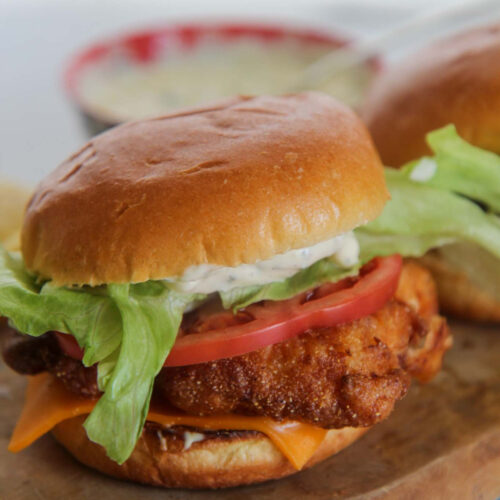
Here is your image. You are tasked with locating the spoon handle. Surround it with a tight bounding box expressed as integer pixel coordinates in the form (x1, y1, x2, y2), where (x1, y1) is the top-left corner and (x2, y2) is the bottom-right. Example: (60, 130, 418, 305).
(294, 0, 500, 90)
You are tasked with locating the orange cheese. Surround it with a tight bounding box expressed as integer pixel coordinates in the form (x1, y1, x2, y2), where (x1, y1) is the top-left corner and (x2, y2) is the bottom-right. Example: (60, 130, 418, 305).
(9, 373, 327, 470)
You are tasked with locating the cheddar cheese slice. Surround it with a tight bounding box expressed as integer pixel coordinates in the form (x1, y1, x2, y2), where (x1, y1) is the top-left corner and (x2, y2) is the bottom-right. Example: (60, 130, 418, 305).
(9, 373, 327, 470)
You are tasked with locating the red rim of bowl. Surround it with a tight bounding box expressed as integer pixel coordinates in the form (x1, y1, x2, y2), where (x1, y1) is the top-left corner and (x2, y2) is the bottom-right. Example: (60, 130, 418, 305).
(64, 22, 381, 127)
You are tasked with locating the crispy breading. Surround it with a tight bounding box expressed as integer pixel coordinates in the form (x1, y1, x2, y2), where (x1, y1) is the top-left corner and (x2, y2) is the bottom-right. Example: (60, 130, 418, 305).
(1, 328, 100, 397)
(158, 261, 450, 428)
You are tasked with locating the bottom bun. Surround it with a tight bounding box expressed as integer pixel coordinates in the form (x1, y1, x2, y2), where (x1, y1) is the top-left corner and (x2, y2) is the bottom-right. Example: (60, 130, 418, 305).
(420, 253, 500, 323)
(52, 417, 368, 489)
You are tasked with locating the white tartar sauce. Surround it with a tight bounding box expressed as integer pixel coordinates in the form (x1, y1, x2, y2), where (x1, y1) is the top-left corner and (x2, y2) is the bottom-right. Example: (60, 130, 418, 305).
(165, 232, 360, 294)
(409, 158, 437, 182)
(183, 431, 205, 451)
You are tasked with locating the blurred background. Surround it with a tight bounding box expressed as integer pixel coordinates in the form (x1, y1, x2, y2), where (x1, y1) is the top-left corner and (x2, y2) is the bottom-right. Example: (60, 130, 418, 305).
(2, 0, 499, 185)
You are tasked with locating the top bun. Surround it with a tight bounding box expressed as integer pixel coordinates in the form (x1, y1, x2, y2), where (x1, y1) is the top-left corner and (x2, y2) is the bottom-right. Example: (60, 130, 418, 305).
(363, 23, 500, 166)
(22, 92, 387, 286)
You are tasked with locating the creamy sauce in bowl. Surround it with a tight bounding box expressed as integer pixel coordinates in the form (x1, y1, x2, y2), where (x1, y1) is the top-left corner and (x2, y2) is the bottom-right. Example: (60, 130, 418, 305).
(75, 38, 374, 124)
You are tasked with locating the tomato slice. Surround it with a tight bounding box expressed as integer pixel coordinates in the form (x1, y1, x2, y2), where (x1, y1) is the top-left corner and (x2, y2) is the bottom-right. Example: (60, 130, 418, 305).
(56, 331, 85, 360)
(56, 255, 402, 367)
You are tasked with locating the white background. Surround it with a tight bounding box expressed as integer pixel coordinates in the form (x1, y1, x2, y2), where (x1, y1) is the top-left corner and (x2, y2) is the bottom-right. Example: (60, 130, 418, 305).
(2, 0, 500, 184)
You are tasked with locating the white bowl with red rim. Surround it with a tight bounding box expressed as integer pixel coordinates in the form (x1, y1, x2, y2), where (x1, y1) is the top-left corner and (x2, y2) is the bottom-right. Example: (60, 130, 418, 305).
(64, 22, 380, 135)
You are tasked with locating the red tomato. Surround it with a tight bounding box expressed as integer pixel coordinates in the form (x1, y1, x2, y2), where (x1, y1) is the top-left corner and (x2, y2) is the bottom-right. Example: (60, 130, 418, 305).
(56, 331, 84, 360)
(56, 255, 402, 367)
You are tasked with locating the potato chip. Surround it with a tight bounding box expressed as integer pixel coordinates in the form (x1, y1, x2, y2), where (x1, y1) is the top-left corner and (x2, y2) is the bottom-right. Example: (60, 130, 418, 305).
(0, 179, 32, 251)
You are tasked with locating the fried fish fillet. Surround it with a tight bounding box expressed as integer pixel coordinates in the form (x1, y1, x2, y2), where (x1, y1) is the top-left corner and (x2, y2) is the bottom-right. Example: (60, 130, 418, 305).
(158, 261, 450, 428)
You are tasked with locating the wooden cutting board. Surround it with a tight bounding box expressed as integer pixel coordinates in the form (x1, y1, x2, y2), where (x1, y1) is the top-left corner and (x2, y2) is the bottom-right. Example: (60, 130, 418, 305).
(1, 321, 499, 500)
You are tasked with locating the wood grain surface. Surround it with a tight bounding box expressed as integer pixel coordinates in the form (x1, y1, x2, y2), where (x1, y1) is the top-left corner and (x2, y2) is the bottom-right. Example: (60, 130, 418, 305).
(1, 321, 499, 500)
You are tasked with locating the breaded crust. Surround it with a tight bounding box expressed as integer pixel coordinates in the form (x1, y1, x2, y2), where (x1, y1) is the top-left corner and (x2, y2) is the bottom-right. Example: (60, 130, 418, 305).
(159, 261, 450, 427)
(52, 417, 368, 489)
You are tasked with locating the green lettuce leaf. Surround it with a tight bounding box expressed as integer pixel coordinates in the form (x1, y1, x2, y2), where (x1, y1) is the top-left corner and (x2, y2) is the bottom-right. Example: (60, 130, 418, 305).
(356, 168, 500, 262)
(0, 248, 121, 369)
(84, 282, 200, 463)
(400, 125, 500, 212)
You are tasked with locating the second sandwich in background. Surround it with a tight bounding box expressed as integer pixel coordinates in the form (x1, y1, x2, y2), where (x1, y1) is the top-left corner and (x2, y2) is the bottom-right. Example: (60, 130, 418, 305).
(363, 23, 500, 322)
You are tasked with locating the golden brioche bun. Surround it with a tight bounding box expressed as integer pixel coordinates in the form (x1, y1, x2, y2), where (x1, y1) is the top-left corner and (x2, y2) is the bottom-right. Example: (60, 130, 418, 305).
(362, 24, 500, 322)
(420, 252, 500, 322)
(363, 23, 500, 167)
(22, 92, 387, 286)
(52, 417, 368, 489)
